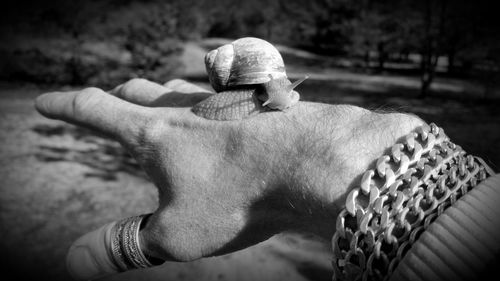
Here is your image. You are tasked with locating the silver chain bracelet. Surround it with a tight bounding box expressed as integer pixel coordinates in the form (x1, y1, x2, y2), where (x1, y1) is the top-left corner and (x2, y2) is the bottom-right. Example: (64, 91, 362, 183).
(332, 123, 495, 281)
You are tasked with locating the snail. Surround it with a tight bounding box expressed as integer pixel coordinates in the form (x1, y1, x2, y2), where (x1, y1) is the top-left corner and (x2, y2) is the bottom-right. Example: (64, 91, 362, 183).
(191, 37, 308, 121)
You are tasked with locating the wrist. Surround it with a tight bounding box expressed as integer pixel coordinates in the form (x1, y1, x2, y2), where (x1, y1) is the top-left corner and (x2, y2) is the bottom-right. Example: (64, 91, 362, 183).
(284, 105, 426, 238)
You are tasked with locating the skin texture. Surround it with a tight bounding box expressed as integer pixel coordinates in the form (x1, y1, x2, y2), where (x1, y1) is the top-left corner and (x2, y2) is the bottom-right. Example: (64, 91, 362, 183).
(34, 78, 425, 277)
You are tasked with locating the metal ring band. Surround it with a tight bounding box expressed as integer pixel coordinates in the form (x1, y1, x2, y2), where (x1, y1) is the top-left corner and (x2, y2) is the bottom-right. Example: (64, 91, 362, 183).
(120, 218, 137, 268)
(110, 219, 129, 270)
(109, 214, 157, 271)
(133, 217, 154, 267)
(123, 216, 151, 268)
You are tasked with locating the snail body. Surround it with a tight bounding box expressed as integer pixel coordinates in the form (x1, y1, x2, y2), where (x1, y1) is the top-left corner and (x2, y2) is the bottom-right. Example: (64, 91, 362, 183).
(192, 37, 307, 121)
(258, 74, 307, 110)
(191, 88, 267, 121)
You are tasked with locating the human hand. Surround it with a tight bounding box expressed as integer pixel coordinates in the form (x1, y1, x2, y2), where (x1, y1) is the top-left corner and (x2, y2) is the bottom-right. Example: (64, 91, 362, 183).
(35, 78, 424, 280)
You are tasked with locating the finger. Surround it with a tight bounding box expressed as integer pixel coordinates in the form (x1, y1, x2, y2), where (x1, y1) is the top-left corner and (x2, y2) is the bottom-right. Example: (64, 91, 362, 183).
(163, 79, 212, 93)
(66, 215, 163, 281)
(35, 87, 152, 141)
(157, 79, 213, 107)
(110, 78, 212, 107)
(109, 78, 173, 106)
(66, 222, 119, 280)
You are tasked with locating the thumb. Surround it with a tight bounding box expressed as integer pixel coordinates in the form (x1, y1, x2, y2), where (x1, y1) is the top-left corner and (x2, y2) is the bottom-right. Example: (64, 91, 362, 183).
(66, 215, 161, 280)
(66, 222, 119, 280)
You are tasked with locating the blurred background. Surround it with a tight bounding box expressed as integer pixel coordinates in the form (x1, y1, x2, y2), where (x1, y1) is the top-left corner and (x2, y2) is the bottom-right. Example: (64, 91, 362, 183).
(0, 0, 499, 280)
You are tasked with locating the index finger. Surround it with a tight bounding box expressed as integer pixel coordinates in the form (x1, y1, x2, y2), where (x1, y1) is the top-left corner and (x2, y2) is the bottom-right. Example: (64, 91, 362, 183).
(35, 87, 153, 143)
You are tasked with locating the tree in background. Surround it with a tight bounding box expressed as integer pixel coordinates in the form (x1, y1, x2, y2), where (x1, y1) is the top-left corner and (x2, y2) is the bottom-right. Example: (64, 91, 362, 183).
(349, 0, 415, 71)
(343, 0, 499, 97)
(1, 0, 499, 95)
(1, 0, 106, 84)
(108, 1, 182, 81)
(417, 0, 447, 97)
(414, 0, 500, 97)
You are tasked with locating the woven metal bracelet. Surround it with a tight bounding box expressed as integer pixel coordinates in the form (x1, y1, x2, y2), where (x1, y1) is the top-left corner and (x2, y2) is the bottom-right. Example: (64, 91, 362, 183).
(109, 214, 156, 271)
(331, 123, 495, 281)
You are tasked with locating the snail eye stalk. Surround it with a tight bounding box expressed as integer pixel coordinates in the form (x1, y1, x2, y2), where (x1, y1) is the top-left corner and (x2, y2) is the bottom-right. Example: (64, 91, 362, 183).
(288, 75, 309, 92)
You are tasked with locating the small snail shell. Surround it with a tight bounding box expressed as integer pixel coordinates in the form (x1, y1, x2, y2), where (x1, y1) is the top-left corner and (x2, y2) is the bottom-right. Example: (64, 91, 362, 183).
(193, 37, 307, 121)
(205, 37, 287, 92)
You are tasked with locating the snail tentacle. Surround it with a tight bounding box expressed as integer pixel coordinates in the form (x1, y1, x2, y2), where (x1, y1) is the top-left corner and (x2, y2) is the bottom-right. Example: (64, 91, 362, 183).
(288, 75, 309, 92)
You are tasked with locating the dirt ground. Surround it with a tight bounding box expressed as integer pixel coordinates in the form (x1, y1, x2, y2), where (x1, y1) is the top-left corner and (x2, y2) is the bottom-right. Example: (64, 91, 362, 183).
(0, 45, 499, 281)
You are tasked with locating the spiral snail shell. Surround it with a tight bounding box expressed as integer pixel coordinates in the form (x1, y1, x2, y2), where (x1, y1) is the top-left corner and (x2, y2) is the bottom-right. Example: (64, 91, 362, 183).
(192, 37, 307, 121)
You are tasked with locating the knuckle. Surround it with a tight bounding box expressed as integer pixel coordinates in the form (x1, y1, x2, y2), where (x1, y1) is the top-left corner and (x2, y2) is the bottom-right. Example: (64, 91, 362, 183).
(72, 87, 104, 119)
(136, 113, 165, 145)
(117, 78, 148, 99)
(122, 78, 148, 92)
(163, 78, 187, 89)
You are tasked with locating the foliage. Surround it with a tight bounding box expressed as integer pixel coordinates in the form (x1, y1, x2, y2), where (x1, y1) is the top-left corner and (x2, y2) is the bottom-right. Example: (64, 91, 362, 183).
(0, 0, 499, 94)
